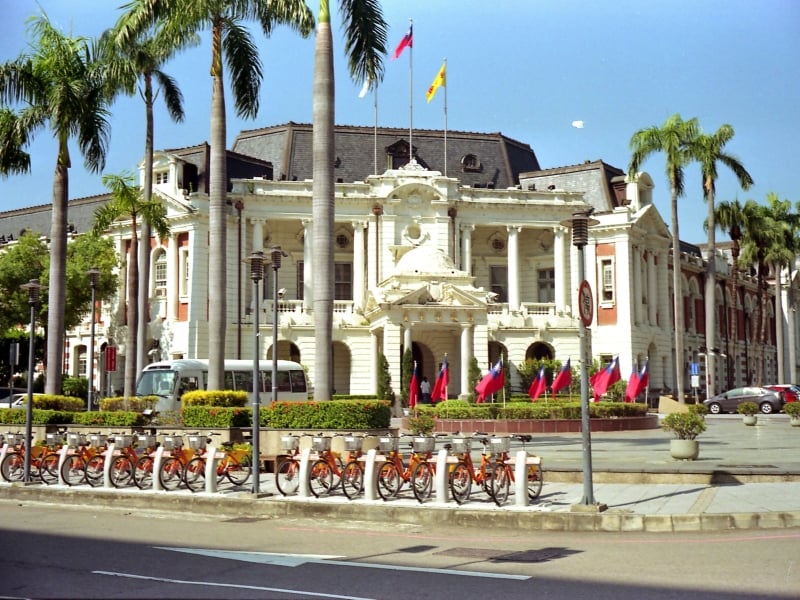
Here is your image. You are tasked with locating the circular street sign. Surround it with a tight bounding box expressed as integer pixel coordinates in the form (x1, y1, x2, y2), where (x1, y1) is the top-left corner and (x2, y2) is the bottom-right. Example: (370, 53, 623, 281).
(578, 280, 593, 327)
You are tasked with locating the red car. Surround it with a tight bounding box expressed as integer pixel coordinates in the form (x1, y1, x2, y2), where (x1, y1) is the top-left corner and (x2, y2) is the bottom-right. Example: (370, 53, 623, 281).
(765, 384, 800, 403)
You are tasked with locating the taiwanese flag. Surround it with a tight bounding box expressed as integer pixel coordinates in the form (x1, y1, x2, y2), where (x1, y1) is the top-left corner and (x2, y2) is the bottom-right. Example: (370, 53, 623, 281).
(391, 25, 413, 60)
(408, 361, 420, 409)
(551, 358, 572, 395)
(475, 358, 504, 403)
(634, 359, 649, 397)
(624, 362, 639, 403)
(528, 365, 547, 401)
(590, 356, 620, 402)
(431, 354, 449, 402)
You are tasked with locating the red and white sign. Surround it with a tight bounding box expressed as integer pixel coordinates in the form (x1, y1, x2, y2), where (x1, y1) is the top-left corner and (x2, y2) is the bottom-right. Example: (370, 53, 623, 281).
(105, 346, 117, 372)
(578, 280, 594, 327)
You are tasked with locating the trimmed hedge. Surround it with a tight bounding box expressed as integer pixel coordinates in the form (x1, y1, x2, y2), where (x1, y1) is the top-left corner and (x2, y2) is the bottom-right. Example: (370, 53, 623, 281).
(182, 406, 251, 428)
(411, 399, 648, 420)
(100, 396, 157, 412)
(264, 400, 391, 429)
(182, 390, 248, 407)
(12, 394, 84, 412)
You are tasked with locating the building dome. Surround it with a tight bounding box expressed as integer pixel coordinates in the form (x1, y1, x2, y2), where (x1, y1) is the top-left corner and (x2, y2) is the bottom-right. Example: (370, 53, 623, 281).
(394, 245, 457, 275)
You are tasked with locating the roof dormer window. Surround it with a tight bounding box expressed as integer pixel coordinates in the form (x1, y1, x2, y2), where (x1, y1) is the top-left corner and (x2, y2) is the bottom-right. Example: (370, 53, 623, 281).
(461, 154, 481, 173)
(156, 171, 169, 185)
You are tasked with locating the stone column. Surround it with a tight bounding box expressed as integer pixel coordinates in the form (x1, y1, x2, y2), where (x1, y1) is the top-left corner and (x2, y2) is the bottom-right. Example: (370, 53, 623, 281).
(461, 224, 474, 273)
(302, 219, 313, 310)
(648, 251, 658, 326)
(167, 235, 178, 320)
(460, 323, 472, 399)
(507, 226, 520, 312)
(633, 246, 643, 325)
(554, 226, 567, 312)
(352, 221, 366, 310)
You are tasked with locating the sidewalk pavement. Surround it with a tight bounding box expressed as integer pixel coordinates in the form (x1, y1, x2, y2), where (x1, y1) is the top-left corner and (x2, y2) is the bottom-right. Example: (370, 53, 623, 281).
(1, 414, 799, 533)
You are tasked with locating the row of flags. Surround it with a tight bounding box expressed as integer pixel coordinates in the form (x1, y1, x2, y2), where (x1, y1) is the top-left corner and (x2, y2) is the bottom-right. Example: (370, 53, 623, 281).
(409, 354, 649, 407)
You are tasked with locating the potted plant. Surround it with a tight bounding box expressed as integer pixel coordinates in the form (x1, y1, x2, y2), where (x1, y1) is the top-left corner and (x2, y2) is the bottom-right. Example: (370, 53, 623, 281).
(737, 401, 759, 426)
(662, 412, 706, 460)
(784, 402, 800, 427)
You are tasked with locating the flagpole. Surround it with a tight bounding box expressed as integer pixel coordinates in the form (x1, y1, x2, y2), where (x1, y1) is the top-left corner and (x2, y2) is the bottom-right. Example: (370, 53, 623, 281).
(442, 57, 447, 176)
(373, 83, 378, 175)
(408, 19, 413, 163)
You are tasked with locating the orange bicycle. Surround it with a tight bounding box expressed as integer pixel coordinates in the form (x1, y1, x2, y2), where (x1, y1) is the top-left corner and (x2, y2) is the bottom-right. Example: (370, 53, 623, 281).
(158, 433, 194, 491)
(448, 433, 495, 504)
(274, 433, 303, 496)
(60, 431, 99, 486)
(488, 434, 543, 506)
(183, 433, 253, 492)
(0, 431, 61, 484)
(308, 434, 363, 499)
(375, 435, 441, 503)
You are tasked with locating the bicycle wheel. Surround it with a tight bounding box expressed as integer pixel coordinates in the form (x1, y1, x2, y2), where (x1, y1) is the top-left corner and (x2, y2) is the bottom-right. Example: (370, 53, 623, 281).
(60, 455, 86, 486)
(38, 452, 60, 485)
(184, 457, 206, 492)
(133, 455, 154, 489)
(224, 453, 252, 487)
(375, 462, 401, 500)
(449, 462, 472, 505)
(341, 460, 363, 500)
(308, 459, 334, 497)
(0, 452, 24, 482)
(275, 458, 299, 496)
(490, 465, 511, 506)
(411, 461, 434, 503)
(527, 462, 543, 500)
(85, 455, 106, 487)
(109, 455, 134, 488)
(159, 456, 184, 491)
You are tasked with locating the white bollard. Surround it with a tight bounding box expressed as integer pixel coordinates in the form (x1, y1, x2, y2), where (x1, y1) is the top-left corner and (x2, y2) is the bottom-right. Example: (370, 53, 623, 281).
(57, 446, 69, 485)
(0, 443, 8, 471)
(435, 448, 449, 503)
(514, 450, 529, 506)
(204, 446, 220, 493)
(151, 446, 165, 492)
(102, 444, 116, 489)
(362, 448, 378, 501)
(297, 447, 312, 498)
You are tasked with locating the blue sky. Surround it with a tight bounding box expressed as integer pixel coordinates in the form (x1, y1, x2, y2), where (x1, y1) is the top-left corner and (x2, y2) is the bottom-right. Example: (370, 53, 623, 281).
(1, 0, 798, 245)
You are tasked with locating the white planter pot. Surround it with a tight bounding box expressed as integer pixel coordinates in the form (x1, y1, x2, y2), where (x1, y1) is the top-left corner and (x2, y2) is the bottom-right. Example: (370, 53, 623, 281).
(670, 439, 699, 460)
(790, 417, 800, 427)
(742, 414, 758, 426)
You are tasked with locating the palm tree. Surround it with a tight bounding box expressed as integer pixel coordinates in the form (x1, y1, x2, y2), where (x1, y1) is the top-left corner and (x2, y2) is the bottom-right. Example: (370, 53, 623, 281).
(690, 124, 753, 397)
(116, 0, 314, 390)
(0, 15, 111, 395)
(715, 198, 752, 388)
(103, 18, 199, 378)
(94, 172, 170, 397)
(311, 0, 386, 399)
(629, 114, 699, 403)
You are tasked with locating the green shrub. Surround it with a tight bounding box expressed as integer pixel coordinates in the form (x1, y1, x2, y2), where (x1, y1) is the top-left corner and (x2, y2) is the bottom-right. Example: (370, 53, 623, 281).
(72, 411, 146, 426)
(182, 406, 251, 428)
(737, 401, 759, 416)
(182, 390, 248, 407)
(100, 396, 157, 412)
(784, 402, 800, 417)
(407, 413, 435, 435)
(662, 412, 706, 439)
(62, 376, 88, 399)
(264, 400, 391, 429)
(0, 408, 75, 425)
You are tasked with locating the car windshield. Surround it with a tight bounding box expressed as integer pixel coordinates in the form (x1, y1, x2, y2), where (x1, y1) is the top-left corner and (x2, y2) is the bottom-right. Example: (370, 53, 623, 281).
(136, 371, 177, 397)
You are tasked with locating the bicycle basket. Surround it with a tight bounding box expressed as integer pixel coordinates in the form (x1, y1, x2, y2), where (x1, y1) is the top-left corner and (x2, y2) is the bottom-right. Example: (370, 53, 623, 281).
(46, 432, 65, 447)
(163, 435, 183, 451)
(66, 432, 86, 448)
(412, 436, 435, 453)
(136, 434, 157, 449)
(489, 437, 511, 453)
(188, 435, 207, 450)
(378, 436, 399, 453)
(5, 432, 23, 446)
(311, 436, 331, 452)
(343, 436, 362, 452)
(280, 435, 299, 451)
(451, 437, 471, 453)
(88, 434, 107, 447)
(114, 434, 134, 449)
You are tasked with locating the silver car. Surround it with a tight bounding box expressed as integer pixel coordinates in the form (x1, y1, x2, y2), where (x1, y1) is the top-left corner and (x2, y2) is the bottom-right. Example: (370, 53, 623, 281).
(703, 386, 784, 415)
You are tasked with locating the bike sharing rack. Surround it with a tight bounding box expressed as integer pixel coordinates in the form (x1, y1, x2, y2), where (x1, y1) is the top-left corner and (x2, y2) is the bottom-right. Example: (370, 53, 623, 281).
(149, 444, 223, 493)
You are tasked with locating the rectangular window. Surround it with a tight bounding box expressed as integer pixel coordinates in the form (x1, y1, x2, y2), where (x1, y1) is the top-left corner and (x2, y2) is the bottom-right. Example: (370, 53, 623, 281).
(156, 171, 169, 184)
(297, 261, 304, 301)
(538, 268, 555, 303)
(77, 347, 87, 377)
(600, 258, 614, 303)
(490, 265, 508, 303)
(155, 253, 168, 298)
(179, 248, 190, 297)
(335, 263, 352, 300)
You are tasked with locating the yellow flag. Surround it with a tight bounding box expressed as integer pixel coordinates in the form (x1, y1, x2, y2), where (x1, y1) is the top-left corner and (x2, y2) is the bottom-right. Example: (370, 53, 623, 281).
(426, 62, 446, 103)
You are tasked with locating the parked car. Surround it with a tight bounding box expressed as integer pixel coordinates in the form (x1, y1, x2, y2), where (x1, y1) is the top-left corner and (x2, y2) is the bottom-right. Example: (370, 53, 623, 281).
(4, 393, 45, 408)
(765, 384, 800, 403)
(703, 387, 785, 415)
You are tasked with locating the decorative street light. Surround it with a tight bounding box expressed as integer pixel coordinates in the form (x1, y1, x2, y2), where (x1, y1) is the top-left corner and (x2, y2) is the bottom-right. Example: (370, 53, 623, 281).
(87, 267, 100, 411)
(20, 279, 41, 483)
(248, 251, 264, 495)
(270, 246, 288, 408)
(564, 209, 603, 509)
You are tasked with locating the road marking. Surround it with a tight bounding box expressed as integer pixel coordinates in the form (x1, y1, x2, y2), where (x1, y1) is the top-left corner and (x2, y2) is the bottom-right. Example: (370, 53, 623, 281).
(155, 546, 530, 580)
(92, 570, 374, 600)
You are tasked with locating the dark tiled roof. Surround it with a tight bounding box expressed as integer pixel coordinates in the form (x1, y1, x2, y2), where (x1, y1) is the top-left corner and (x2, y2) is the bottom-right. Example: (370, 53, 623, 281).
(0, 194, 109, 240)
(163, 143, 273, 193)
(518, 160, 625, 212)
(232, 122, 541, 188)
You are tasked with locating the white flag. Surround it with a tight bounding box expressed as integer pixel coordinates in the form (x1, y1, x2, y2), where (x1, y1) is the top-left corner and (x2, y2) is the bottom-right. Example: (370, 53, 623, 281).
(358, 79, 370, 98)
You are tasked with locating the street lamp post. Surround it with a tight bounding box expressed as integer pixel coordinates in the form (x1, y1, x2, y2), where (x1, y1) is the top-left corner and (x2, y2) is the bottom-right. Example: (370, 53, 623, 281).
(567, 209, 602, 508)
(270, 246, 287, 406)
(87, 267, 99, 411)
(248, 251, 264, 495)
(20, 279, 41, 483)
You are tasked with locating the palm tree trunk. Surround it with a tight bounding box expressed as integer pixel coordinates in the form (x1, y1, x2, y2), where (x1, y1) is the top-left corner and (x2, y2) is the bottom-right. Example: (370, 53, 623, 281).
(137, 80, 155, 378)
(125, 224, 139, 398)
(312, 10, 334, 400)
(670, 187, 686, 402)
(704, 188, 717, 396)
(207, 35, 227, 391)
(45, 160, 69, 395)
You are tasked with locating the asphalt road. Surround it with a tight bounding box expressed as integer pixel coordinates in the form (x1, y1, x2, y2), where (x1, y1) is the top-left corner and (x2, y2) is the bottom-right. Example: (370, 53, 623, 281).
(0, 500, 797, 599)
